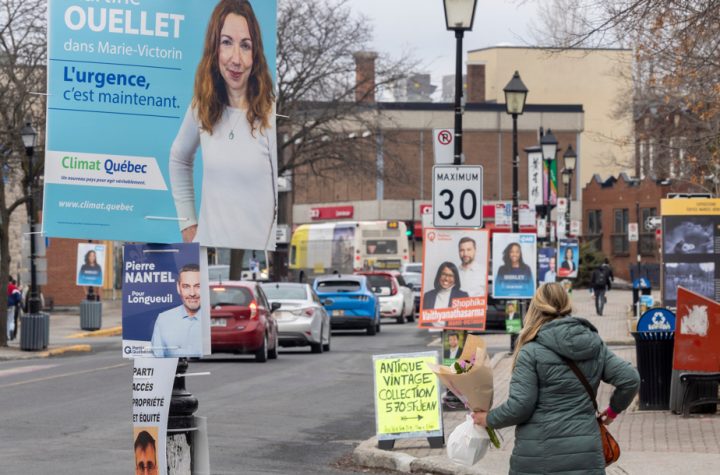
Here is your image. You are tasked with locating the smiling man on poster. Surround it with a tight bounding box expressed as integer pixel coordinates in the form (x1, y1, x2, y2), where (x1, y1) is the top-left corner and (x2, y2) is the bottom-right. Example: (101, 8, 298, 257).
(151, 263, 202, 357)
(457, 236, 486, 297)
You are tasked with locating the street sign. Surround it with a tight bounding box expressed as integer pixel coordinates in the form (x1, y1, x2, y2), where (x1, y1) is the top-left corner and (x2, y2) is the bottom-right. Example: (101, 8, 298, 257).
(275, 224, 290, 244)
(570, 220, 581, 236)
(556, 197, 568, 214)
(432, 128, 454, 165)
(628, 222, 639, 242)
(432, 165, 483, 227)
(645, 216, 661, 230)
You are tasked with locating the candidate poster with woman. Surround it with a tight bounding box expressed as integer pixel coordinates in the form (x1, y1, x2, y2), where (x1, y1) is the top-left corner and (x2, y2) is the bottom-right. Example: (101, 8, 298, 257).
(557, 238, 579, 279)
(419, 228, 489, 331)
(43, 0, 277, 250)
(492, 233, 537, 299)
(76, 242, 106, 286)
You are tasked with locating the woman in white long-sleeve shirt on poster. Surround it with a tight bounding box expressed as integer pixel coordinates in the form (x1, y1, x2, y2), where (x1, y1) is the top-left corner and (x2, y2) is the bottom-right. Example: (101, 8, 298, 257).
(170, 0, 277, 250)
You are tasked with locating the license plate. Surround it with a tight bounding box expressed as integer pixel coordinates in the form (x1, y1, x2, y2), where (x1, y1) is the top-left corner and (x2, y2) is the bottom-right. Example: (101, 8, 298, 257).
(211, 318, 227, 327)
(332, 310, 344, 317)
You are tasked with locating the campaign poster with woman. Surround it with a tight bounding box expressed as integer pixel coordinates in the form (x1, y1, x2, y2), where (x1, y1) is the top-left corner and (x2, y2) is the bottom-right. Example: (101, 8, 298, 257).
(43, 0, 277, 250)
(419, 228, 490, 331)
(76, 243, 106, 286)
(557, 238, 579, 279)
(492, 233, 537, 299)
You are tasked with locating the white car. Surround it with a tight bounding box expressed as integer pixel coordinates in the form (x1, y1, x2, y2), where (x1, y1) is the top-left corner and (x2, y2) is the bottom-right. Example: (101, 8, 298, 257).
(358, 272, 414, 324)
(261, 282, 331, 353)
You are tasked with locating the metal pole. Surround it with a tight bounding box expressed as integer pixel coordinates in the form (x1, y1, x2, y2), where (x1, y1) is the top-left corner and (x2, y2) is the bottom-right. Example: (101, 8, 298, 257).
(512, 114, 519, 233)
(26, 147, 40, 315)
(636, 201, 642, 280)
(453, 30, 463, 165)
(566, 175, 572, 237)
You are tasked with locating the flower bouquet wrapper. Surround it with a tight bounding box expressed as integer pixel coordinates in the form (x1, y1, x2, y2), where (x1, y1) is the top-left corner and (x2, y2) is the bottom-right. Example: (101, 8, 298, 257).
(427, 347, 494, 411)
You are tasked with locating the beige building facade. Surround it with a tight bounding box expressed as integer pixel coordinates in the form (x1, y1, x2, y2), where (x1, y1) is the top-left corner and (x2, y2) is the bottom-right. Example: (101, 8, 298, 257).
(468, 46, 634, 188)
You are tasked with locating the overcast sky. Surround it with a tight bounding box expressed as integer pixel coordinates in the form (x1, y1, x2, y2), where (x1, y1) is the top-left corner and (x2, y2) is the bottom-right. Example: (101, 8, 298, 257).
(346, 0, 540, 80)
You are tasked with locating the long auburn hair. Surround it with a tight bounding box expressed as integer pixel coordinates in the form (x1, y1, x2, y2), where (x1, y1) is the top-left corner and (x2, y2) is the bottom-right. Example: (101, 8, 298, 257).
(193, 0, 274, 134)
(511, 283, 573, 368)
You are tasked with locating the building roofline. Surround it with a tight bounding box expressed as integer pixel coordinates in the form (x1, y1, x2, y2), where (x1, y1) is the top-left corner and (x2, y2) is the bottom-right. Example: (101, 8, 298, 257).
(377, 102, 583, 113)
(468, 45, 631, 53)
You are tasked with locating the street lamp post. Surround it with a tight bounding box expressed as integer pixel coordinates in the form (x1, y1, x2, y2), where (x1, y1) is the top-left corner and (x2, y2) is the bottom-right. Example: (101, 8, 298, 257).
(503, 71, 528, 233)
(444, 0, 478, 165)
(20, 122, 40, 315)
(562, 145, 577, 237)
(540, 129, 558, 241)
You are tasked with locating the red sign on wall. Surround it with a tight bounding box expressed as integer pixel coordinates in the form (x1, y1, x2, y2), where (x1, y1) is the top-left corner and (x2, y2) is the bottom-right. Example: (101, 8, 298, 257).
(310, 206, 354, 221)
(673, 287, 720, 372)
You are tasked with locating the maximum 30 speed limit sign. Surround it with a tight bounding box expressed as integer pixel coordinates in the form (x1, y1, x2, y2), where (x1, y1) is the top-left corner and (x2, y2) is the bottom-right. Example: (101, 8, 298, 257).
(432, 165, 483, 227)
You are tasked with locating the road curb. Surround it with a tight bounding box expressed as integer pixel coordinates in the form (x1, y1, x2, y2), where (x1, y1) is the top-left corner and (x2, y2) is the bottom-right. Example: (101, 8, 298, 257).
(65, 326, 122, 339)
(47, 344, 92, 356)
(352, 437, 416, 473)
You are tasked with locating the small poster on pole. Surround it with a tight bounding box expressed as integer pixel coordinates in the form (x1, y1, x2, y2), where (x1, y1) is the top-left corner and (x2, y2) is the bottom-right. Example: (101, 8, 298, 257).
(491, 233, 537, 299)
(122, 243, 210, 358)
(76, 242, 106, 287)
(419, 228, 489, 330)
(557, 238, 580, 279)
(132, 357, 178, 475)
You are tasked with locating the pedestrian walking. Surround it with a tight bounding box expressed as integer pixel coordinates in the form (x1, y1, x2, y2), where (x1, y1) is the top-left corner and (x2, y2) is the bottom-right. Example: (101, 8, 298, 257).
(591, 258, 613, 316)
(471, 283, 639, 474)
(7, 277, 22, 340)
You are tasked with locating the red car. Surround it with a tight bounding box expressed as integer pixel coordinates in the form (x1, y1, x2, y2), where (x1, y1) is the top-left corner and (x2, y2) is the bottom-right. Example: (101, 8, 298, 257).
(209, 281, 280, 362)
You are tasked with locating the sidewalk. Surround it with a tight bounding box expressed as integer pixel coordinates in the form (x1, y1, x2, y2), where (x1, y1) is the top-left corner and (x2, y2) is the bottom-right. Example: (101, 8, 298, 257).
(353, 289, 720, 474)
(0, 299, 123, 361)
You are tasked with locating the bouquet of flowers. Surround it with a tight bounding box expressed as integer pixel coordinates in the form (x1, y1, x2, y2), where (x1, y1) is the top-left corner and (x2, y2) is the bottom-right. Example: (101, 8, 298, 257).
(427, 334, 501, 449)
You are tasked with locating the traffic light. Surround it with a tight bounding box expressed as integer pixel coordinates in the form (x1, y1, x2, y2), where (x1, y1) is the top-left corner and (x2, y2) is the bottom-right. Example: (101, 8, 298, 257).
(405, 221, 413, 237)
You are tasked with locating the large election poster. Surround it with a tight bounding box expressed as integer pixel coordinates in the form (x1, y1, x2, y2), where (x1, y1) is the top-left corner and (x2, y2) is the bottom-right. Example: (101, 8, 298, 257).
(44, 0, 277, 250)
(419, 228, 489, 331)
(557, 238, 579, 279)
(76, 242, 106, 286)
(122, 243, 210, 358)
(492, 233, 537, 299)
(538, 247, 557, 284)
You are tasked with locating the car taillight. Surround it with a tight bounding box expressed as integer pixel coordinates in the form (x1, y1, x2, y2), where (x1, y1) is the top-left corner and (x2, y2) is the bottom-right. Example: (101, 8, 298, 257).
(292, 308, 315, 317)
(391, 280, 398, 296)
(249, 301, 258, 319)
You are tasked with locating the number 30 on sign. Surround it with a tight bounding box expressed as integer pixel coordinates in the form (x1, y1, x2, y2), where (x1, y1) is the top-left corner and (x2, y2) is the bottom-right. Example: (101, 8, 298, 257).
(432, 165, 483, 227)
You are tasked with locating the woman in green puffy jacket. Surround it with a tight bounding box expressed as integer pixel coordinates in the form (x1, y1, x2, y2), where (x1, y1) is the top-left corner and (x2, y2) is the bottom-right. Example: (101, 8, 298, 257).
(472, 283, 639, 474)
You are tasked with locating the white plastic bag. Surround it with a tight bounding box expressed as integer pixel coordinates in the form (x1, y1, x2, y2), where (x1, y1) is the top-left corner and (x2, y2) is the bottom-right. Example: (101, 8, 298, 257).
(446, 415, 490, 466)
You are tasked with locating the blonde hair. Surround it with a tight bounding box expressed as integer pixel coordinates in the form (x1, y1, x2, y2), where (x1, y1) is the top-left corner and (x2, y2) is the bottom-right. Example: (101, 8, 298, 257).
(511, 283, 573, 368)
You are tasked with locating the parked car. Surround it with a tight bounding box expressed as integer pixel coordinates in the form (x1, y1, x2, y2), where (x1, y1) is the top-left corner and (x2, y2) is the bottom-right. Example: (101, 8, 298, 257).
(401, 271, 422, 316)
(260, 282, 331, 353)
(313, 274, 380, 335)
(209, 281, 280, 362)
(356, 271, 414, 324)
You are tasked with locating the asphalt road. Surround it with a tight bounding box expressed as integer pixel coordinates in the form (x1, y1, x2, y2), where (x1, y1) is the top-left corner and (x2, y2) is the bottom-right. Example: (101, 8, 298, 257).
(0, 320, 512, 474)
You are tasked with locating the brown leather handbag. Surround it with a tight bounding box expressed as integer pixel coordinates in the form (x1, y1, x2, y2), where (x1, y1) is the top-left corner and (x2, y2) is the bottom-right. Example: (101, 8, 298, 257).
(561, 356, 621, 466)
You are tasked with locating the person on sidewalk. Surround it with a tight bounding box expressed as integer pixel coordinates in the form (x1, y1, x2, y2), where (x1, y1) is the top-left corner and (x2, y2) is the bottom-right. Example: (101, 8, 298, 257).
(471, 283, 639, 475)
(7, 277, 22, 340)
(591, 259, 613, 316)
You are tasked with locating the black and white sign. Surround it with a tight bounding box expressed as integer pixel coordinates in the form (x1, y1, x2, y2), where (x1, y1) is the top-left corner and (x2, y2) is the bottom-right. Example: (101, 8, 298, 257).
(433, 129, 454, 165)
(645, 216, 661, 231)
(432, 165, 483, 228)
(628, 222, 639, 242)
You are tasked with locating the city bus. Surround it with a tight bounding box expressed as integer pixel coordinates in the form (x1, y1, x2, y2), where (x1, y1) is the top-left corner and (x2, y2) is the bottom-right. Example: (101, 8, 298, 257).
(289, 221, 410, 281)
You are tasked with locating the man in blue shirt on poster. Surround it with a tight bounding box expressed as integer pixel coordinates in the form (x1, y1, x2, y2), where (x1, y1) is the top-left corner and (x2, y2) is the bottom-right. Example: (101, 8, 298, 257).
(151, 263, 202, 357)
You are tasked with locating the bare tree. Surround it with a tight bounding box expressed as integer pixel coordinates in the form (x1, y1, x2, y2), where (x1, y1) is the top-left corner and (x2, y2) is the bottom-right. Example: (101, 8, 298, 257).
(277, 0, 416, 179)
(528, 0, 720, 193)
(0, 0, 47, 346)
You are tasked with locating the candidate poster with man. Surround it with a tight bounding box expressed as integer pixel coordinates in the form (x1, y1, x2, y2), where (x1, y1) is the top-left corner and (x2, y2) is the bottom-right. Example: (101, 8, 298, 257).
(75, 242, 106, 286)
(419, 228, 489, 331)
(43, 0, 277, 250)
(492, 233, 537, 299)
(122, 243, 210, 358)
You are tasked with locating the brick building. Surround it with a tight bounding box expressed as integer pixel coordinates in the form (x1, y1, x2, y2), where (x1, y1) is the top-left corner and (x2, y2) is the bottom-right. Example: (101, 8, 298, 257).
(288, 54, 585, 262)
(581, 174, 697, 281)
